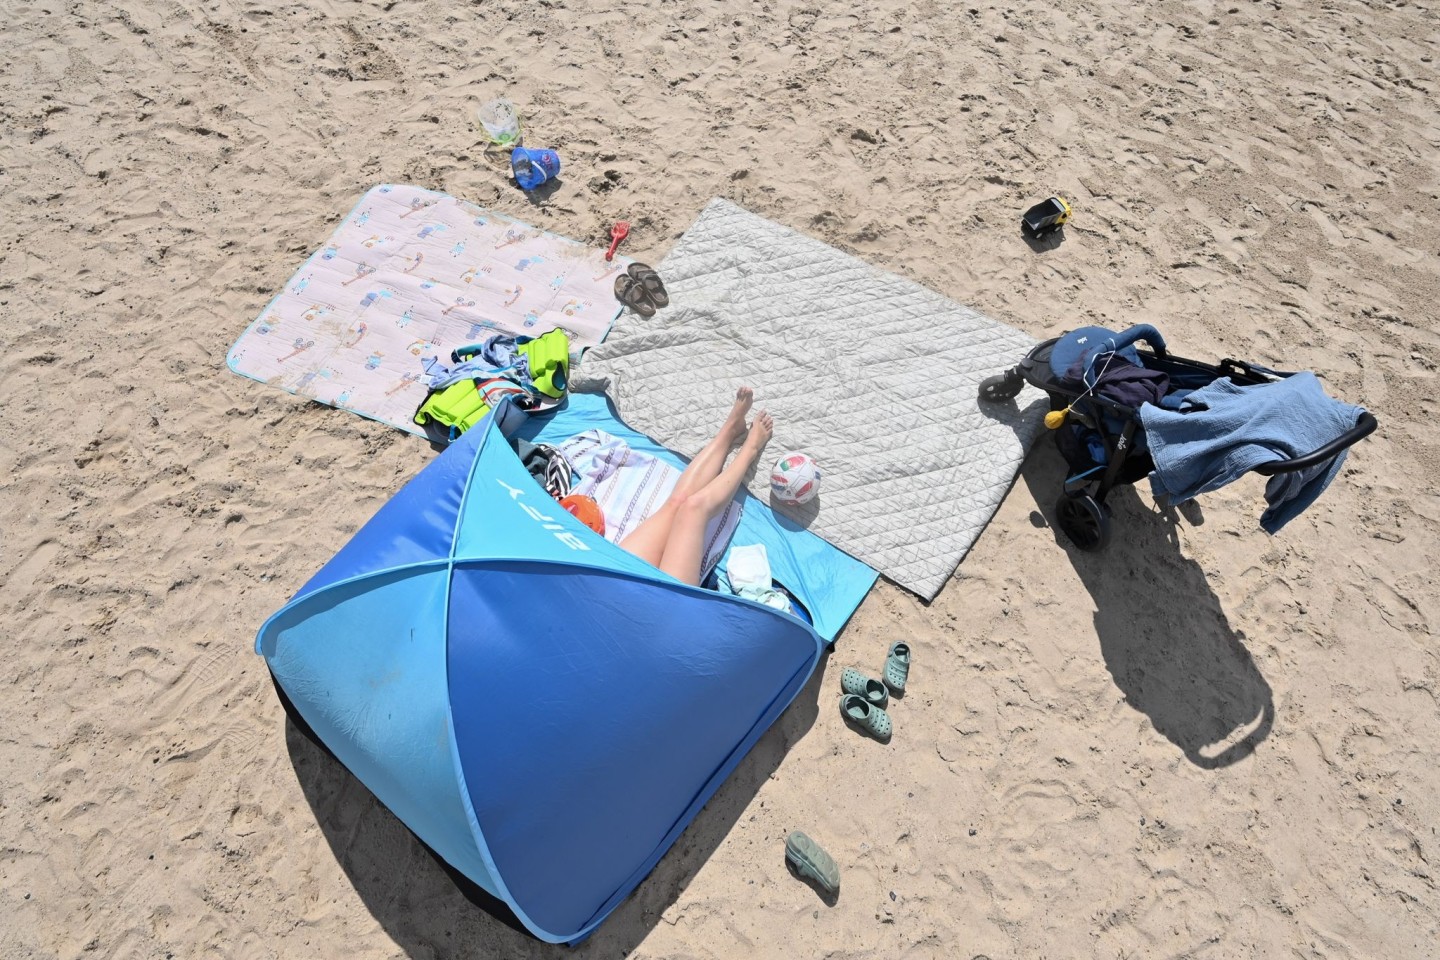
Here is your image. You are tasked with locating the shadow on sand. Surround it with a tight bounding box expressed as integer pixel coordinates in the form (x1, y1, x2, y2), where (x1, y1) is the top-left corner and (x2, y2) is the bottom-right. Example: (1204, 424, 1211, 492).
(1020, 444, 1273, 769)
(1021, 226, 1066, 253)
(280, 657, 829, 957)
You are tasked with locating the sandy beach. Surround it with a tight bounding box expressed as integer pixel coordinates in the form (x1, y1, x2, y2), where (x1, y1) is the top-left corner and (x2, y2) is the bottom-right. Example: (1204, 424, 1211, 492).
(2, 0, 1437, 957)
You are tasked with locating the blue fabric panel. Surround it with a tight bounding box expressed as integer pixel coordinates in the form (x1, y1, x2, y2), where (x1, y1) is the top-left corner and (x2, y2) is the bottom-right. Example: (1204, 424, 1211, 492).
(1048, 325, 1125, 381)
(451, 413, 662, 582)
(519, 392, 877, 642)
(726, 502, 857, 640)
(257, 565, 499, 897)
(293, 425, 482, 602)
(1048, 324, 1167, 383)
(1138, 372, 1364, 533)
(447, 560, 819, 941)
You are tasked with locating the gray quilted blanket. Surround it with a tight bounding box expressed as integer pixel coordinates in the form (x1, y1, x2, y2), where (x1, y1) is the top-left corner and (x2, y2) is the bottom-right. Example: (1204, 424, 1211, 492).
(578, 199, 1046, 599)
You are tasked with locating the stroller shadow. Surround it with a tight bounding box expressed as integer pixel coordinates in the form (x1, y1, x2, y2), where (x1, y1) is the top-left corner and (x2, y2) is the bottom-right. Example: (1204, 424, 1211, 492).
(976, 392, 1050, 442)
(1020, 445, 1274, 769)
(280, 655, 828, 957)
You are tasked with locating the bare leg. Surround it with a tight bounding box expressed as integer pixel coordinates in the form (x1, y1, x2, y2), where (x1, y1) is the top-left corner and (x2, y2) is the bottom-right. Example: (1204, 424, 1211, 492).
(618, 388, 753, 566)
(658, 410, 774, 585)
(672, 387, 752, 499)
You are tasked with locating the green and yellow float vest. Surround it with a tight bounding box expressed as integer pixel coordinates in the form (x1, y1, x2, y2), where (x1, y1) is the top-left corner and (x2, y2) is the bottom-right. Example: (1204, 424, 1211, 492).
(514, 329, 570, 399)
(413, 379, 494, 436)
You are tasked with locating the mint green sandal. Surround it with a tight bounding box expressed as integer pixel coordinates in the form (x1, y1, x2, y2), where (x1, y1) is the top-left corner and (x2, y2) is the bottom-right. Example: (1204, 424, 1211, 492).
(840, 666, 888, 709)
(883, 641, 911, 694)
(839, 693, 892, 742)
(784, 830, 840, 897)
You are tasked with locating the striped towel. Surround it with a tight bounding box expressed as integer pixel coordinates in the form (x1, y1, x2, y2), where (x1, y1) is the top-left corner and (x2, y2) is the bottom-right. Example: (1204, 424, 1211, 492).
(558, 429, 742, 578)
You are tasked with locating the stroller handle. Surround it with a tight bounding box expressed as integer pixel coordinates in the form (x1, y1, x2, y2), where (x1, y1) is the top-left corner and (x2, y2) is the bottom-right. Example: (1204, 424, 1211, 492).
(1252, 412, 1378, 476)
(1113, 323, 1168, 358)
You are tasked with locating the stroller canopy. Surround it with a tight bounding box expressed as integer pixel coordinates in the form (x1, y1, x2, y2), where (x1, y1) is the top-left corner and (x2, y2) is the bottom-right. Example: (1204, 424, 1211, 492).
(255, 405, 872, 943)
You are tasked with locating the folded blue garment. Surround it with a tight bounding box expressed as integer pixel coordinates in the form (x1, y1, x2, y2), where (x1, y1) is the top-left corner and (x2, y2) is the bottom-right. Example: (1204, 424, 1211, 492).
(1138, 372, 1364, 533)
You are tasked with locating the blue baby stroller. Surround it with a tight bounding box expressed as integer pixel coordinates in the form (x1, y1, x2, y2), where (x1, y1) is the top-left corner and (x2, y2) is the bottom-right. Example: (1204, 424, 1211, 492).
(979, 324, 1377, 551)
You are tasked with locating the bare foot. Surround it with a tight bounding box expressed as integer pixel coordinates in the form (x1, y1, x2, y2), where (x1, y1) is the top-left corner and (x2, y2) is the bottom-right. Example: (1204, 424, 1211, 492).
(721, 387, 754, 446)
(741, 409, 774, 463)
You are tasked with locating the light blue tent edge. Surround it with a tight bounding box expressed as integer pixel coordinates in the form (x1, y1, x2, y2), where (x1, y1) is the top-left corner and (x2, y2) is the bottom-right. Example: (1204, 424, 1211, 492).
(256, 401, 875, 943)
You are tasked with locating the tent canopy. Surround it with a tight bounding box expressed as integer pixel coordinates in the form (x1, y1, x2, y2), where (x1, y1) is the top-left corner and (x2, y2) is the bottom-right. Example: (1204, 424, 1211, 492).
(256, 398, 875, 942)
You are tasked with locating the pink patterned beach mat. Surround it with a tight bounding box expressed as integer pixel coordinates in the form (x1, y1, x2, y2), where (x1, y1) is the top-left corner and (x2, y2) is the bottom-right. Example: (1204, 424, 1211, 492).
(228, 183, 630, 433)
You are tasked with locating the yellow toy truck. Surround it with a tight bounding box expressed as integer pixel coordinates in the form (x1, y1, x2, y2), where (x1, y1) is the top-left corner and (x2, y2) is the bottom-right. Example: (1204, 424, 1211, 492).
(1021, 196, 1072, 239)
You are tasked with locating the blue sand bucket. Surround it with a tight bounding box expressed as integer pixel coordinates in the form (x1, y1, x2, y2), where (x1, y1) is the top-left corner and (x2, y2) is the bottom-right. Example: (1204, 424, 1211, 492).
(511, 146, 561, 191)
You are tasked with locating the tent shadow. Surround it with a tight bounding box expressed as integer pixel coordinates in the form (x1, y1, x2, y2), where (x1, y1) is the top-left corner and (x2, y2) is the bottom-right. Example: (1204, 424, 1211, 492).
(281, 653, 827, 957)
(1019, 444, 1274, 769)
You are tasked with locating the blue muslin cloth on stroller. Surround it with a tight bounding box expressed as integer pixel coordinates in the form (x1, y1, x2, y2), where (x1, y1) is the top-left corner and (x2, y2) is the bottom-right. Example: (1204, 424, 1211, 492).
(1138, 372, 1366, 533)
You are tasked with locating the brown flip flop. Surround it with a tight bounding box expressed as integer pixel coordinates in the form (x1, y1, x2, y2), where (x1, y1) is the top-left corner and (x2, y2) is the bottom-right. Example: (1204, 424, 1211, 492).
(614, 273, 656, 317)
(626, 262, 669, 308)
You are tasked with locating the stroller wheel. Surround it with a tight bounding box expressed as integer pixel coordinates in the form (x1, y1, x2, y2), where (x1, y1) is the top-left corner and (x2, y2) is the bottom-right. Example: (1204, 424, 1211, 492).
(1056, 492, 1111, 552)
(979, 368, 1023, 403)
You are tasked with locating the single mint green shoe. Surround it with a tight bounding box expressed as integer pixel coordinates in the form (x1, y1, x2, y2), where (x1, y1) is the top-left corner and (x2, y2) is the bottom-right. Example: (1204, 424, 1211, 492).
(785, 830, 840, 898)
(840, 666, 888, 709)
(839, 693, 892, 742)
(883, 641, 911, 695)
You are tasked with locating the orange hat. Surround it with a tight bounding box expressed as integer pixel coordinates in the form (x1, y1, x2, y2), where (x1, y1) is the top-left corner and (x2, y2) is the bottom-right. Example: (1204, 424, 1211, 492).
(559, 494, 605, 536)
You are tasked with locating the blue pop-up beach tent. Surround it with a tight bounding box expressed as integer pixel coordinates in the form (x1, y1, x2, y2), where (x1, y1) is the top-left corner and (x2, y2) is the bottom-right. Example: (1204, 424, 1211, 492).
(255, 395, 875, 943)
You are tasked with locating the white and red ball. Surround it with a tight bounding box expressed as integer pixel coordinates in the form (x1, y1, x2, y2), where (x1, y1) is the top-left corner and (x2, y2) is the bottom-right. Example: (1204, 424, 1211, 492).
(770, 452, 820, 505)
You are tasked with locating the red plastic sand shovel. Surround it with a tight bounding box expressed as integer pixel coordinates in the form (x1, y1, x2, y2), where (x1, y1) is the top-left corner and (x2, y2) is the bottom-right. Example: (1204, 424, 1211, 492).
(605, 221, 630, 261)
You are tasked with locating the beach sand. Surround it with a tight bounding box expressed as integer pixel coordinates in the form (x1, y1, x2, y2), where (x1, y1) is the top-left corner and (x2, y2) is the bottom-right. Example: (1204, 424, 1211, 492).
(2, 0, 1437, 957)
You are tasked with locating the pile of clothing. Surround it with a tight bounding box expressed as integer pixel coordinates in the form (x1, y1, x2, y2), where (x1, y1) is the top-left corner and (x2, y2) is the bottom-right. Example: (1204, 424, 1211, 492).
(510, 436, 609, 536)
(413, 330, 571, 444)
